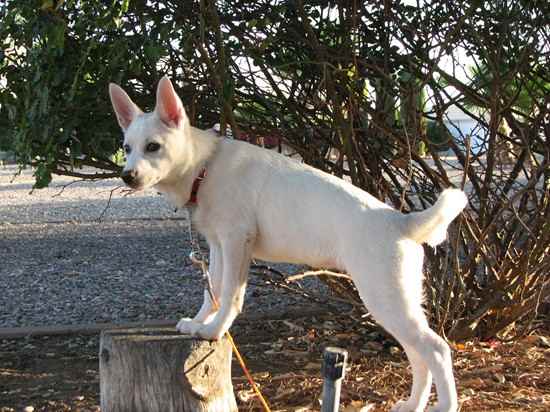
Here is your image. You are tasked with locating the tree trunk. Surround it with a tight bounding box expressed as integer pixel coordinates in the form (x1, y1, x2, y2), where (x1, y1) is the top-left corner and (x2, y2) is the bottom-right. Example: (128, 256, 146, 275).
(100, 328, 237, 412)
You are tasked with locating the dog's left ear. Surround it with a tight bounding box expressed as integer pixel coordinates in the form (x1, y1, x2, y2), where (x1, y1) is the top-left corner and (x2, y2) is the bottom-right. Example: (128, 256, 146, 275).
(155, 76, 188, 128)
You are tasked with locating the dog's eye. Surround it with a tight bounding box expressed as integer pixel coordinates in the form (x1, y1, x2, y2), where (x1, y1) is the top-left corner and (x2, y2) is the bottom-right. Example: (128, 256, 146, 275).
(146, 142, 161, 153)
(123, 144, 131, 154)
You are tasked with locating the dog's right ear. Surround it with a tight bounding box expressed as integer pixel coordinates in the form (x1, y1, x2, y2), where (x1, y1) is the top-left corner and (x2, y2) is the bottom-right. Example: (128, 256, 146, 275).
(109, 83, 143, 131)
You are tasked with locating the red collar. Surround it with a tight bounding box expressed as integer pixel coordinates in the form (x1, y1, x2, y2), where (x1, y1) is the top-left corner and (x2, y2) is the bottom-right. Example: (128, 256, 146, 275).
(188, 168, 207, 205)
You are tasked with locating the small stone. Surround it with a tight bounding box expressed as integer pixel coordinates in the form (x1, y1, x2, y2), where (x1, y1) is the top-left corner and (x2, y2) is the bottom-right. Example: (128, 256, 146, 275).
(24, 407, 34, 412)
(237, 388, 256, 402)
(493, 373, 506, 384)
(389, 346, 401, 355)
(323, 320, 336, 328)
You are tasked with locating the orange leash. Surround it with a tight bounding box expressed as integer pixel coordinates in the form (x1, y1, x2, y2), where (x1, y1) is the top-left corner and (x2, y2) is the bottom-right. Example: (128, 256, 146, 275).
(226, 323, 272, 412)
(191, 253, 272, 412)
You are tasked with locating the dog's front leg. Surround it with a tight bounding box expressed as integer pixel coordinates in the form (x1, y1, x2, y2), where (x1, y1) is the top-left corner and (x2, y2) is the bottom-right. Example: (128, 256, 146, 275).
(195, 232, 253, 340)
(176, 242, 223, 335)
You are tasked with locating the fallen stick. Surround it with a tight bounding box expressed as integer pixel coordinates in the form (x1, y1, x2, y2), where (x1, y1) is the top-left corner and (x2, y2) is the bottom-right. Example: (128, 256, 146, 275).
(0, 307, 328, 339)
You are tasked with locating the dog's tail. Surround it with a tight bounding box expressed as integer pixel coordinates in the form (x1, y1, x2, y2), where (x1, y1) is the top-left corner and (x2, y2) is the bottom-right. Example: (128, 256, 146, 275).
(403, 188, 467, 247)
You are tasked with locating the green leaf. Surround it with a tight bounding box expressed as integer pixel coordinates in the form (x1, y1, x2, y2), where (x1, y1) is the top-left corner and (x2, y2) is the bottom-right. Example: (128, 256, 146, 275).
(41, 0, 54, 10)
(48, 22, 66, 51)
(33, 163, 52, 189)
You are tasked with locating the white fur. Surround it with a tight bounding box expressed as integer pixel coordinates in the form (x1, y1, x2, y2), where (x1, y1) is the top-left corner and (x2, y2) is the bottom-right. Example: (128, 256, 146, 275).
(109, 77, 466, 412)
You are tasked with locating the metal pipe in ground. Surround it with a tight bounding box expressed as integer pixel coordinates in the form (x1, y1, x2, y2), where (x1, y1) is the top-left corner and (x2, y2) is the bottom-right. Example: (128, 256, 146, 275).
(321, 346, 348, 412)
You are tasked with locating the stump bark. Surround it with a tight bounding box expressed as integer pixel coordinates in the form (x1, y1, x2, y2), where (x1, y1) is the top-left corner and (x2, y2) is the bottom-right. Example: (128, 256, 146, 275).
(99, 328, 237, 412)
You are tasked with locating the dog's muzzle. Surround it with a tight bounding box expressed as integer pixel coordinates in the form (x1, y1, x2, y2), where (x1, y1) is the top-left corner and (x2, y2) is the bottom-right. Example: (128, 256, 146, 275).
(120, 169, 139, 188)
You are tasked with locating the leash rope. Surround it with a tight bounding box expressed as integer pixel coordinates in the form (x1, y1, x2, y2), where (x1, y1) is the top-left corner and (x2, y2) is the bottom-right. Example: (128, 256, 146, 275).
(185, 208, 272, 412)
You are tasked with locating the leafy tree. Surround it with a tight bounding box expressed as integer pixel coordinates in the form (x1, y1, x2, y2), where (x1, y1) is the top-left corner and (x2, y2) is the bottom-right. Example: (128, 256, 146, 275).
(0, 0, 216, 185)
(1, 0, 548, 340)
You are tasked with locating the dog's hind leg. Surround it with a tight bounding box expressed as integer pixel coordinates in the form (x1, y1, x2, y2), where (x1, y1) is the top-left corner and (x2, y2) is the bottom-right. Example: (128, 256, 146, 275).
(366, 297, 456, 412)
(399, 328, 456, 412)
(391, 345, 432, 412)
(195, 230, 254, 340)
(351, 247, 457, 412)
(176, 242, 223, 334)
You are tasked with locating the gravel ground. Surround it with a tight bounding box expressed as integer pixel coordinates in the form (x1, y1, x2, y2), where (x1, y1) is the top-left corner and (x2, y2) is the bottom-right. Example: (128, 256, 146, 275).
(0, 165, 326, 328)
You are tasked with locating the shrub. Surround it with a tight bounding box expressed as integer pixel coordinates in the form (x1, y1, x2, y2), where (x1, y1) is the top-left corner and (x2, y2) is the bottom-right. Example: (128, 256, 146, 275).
(1, 0, 548, 340)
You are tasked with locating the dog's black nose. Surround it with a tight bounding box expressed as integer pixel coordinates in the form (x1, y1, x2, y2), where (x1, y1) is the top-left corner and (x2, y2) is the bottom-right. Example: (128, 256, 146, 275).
(121, 169, 138, 185)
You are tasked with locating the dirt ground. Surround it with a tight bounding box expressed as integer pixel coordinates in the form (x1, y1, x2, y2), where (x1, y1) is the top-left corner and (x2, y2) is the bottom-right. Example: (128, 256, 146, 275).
(1, 310, 549, 412)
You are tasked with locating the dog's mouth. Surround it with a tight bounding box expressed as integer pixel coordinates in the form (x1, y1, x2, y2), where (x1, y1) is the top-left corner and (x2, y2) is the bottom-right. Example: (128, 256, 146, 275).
(121, 176, 160, 191)
(120, 178, 142, 190)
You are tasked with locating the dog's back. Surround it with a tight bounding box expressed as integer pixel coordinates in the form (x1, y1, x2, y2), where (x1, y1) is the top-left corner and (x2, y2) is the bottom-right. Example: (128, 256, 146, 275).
(195, 138, 466, 272)
(194, 138, 405, 269)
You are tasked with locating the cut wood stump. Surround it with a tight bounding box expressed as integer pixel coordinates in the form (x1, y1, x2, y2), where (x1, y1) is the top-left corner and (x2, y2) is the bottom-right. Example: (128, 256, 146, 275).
(100, 328, 237, 412)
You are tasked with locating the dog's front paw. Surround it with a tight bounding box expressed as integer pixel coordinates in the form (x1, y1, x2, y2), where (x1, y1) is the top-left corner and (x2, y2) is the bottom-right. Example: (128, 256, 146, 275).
(195, 323, 226, 341)
(176, 317, 202, 335)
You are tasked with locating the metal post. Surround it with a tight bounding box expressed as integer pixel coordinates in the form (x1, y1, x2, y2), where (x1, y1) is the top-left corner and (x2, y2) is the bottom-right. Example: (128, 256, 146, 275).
(321, 346, 348, 412)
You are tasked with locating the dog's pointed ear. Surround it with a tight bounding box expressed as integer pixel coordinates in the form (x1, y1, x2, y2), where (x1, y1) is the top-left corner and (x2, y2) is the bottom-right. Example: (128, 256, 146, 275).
(155, 76, 187, 128)
(109, 83, 143, 131)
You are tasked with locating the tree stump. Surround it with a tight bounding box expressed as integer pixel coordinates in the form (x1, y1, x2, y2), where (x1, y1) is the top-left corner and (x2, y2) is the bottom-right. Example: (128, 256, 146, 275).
(99, 328, 237, 412)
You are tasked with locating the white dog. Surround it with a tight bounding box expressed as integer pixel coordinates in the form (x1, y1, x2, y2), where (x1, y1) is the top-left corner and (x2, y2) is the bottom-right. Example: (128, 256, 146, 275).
(109, 76, 466, 412)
